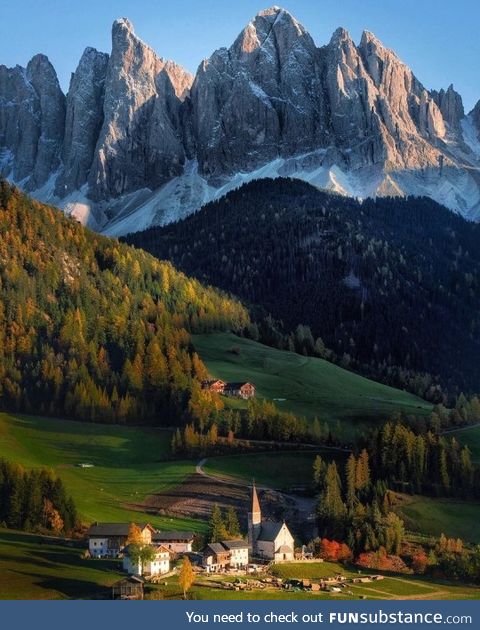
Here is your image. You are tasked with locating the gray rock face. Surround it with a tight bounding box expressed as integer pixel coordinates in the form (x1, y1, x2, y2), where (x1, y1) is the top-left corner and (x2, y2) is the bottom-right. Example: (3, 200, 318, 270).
(88, 18, 193, 200)
(25, 55, 66, 189)
(431, 84, 465, 132)
(0, 6, 479, 230)
(0, 55, 65, 188)
(191, 7, 324, 178)
(472, 100, 480, 137)
(55, 48, 109, 196)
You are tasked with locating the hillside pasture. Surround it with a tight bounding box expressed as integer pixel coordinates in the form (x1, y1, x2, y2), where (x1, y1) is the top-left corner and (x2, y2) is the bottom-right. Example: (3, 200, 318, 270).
(193, 333, 431, 438)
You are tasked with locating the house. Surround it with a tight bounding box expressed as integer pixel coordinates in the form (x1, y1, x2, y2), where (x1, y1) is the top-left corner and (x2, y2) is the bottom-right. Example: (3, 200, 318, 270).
(201, 379, 226, 394)
(203, 543, 231, 572)
(220, 540, 249, 568)
(87, 522, 154, 558)
(152, 531, 195, 554)
(224, 382, 256, 399)
(248, 483, 295, 562)
(111, 576, 144, 600)
(201, 379, 255, 399)
(123, 544, 170, 577)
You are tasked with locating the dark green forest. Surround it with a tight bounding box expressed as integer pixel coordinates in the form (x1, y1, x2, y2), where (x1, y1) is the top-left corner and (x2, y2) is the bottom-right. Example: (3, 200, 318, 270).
(0, 181, 249, 424)
(125, 178, 480, 401)
(0, 459, 77, 533)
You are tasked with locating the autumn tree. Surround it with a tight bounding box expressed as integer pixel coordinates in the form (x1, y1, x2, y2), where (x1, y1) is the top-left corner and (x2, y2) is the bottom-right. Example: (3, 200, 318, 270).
(178, 556, 195, 599)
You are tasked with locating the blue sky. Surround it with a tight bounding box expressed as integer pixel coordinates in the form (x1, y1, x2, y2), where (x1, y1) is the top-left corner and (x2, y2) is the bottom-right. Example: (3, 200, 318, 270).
(1, 0, 479, 111)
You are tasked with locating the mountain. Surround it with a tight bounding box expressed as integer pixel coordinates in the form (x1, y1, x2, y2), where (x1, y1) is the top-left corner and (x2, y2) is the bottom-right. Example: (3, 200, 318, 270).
(0, 179, 249, 423)
(124, 178, 480, 400)
(1, 6, 480, 234)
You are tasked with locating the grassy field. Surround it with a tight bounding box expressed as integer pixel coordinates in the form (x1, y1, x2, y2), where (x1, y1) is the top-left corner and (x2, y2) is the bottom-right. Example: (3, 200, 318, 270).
(149, 563, 479, 600)
(447, 425, 480, 462)
(0, 530, 123, 600)
(193, 333, 431, 438)
(204, 450, 347, 491)
(0, 413, 205, 532)
(397, 495, 480, 543)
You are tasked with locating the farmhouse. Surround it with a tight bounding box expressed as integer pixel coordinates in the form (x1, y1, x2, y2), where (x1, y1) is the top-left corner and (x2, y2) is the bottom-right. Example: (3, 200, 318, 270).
(203, 543, 231, 572)
(152, 531, 195, 553)
(224, 382, 256, 399)
(221, 539, 249, 567)
(201, 379, 255, 399)
(123, 544, 171, 577)
(87, 522, 154, 558)
(201, 379, 226, 393)
(248, 484, 295, 562)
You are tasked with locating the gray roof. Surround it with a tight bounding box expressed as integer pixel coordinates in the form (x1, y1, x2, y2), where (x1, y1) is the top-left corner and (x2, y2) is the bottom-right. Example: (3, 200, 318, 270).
(88, 522, 150, 537)
(153, 531, 194, 542)
(258, 521, 284, 542)
(221, 539, 248, 550)
(205, 543, 228, 555)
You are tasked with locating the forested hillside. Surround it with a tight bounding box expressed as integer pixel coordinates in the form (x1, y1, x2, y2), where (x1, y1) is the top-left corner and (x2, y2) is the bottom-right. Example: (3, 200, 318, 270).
(126, 179, 480, 400)
(0, 181, 249, 423)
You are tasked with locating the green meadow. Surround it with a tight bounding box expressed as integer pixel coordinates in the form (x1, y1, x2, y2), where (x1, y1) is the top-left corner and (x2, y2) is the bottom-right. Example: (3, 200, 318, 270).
(447, 424, 480, 462)
(0, 530, 123, 600)
(0, 413, 205, 532)
(397, 495, 480, 543)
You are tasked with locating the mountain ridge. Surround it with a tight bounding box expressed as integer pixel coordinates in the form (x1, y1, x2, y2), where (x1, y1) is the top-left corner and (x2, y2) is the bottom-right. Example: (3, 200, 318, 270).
(1, 6, 479, 234)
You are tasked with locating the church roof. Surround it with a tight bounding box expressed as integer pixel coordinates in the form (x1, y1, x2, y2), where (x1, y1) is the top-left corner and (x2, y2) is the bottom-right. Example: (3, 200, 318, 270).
(276, 544, 293, 553)
(251, 483, 261, 514)
(258, 521, 285, 542)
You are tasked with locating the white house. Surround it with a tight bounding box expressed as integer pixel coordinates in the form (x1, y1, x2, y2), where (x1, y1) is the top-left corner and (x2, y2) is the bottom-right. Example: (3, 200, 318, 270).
(248, 484, 295, 562)
(152, 531, 194, 554)
(87, 522, 154, 558)
(221, 540, 249, 567)
(123, 544, 171, 577)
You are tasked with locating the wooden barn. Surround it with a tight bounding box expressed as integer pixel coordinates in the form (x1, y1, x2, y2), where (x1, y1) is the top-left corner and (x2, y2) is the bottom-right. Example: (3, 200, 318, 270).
(111, 576, 144, 600)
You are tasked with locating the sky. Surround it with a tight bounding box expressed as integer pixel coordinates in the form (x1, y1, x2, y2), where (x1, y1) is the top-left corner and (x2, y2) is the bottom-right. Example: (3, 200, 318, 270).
(0, 0, 479, 111)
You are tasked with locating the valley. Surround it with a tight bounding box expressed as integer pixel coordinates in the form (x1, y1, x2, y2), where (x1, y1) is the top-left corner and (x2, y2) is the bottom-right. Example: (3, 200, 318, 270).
(0, 0, 479, 601)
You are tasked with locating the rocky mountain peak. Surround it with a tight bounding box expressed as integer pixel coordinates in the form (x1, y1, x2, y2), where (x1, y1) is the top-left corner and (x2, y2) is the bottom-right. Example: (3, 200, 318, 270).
(233, 5, 312, 57)
(431, 84, 465, 132)
(1, 8, 479, 231)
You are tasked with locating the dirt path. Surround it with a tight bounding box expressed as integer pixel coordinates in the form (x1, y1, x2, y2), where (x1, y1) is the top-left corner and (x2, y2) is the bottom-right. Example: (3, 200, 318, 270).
(196, 457, 316, 520)
(440, 422, 480, 434)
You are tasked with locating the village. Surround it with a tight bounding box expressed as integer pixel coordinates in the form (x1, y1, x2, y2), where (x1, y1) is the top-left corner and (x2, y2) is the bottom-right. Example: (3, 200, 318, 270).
(88, 484, 386, 600)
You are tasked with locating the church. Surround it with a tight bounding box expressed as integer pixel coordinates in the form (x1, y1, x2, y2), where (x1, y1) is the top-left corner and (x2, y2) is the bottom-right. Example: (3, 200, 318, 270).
(248, 483, 295, 562)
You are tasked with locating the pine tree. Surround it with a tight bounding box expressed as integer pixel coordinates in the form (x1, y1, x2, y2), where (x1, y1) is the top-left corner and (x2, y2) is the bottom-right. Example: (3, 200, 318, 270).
(225, 506, 241, 538)
(209, 504, 227, 542)
(345, 454, 357, 510)
(313, 455, 326, 490)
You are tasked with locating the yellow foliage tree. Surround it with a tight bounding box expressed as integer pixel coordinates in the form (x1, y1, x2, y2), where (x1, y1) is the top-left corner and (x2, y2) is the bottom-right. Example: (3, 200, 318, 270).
(178, 556, 195, 599)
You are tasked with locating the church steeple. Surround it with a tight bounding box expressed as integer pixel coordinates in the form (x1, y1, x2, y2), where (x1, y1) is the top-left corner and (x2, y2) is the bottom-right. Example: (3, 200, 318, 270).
(250, 481, 261, 525)
(248, 481, 262, 552)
